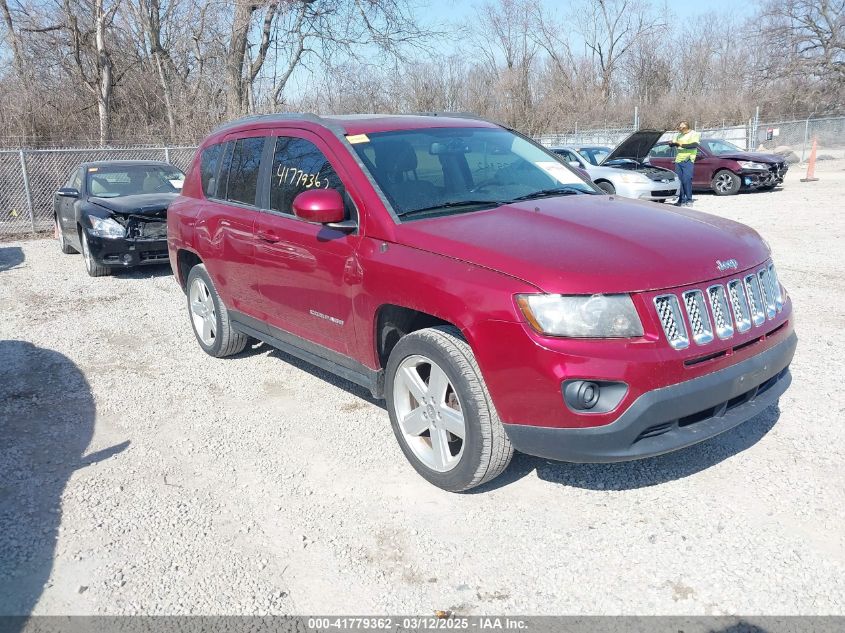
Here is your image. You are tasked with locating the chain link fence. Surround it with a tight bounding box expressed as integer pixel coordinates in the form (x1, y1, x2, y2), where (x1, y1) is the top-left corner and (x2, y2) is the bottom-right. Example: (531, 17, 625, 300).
(0, 146, 196, 236)
(2, 117, 843, 236)
(537, 116, 845, 161)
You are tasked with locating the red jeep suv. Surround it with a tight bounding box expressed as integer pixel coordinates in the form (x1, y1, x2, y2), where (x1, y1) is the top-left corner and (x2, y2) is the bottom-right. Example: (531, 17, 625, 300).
(168, 113, 796, 492)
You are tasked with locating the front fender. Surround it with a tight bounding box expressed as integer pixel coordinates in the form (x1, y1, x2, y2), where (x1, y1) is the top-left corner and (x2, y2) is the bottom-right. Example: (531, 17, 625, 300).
(354, 238, 537, 368)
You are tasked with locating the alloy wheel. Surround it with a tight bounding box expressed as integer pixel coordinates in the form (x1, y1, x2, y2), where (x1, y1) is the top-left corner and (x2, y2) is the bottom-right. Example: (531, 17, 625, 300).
(715, 173, 733, 193)
(392, 354, 466, 472)
(189, 277, 217, 346)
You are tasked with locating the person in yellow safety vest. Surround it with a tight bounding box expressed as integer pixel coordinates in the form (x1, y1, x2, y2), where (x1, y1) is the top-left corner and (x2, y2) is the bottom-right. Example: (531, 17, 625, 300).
(669, 121, 700, 207)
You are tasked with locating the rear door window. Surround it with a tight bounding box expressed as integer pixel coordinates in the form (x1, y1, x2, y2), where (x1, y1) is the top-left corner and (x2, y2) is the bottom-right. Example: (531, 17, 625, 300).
(221, 137, 265, 206)
(269, 137, 346, 216)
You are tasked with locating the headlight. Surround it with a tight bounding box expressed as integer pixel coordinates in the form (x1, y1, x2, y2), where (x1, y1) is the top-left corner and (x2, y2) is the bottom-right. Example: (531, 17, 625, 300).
(87, 215, 125, 238)
(737, 160, 769, 170)
(619, 173, 650, 184)
(517, 294, 644, 338)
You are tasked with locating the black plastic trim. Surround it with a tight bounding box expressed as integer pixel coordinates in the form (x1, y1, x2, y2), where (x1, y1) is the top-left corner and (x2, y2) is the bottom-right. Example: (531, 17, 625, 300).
(230, 310, 384, 398)
(503, 331, 797, 463)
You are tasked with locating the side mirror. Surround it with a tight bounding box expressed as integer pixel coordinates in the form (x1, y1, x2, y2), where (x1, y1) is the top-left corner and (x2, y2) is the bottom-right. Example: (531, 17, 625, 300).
(568, 160, 582, 168)
(57, 187, 79, 198)
(292, 188, 346, 225)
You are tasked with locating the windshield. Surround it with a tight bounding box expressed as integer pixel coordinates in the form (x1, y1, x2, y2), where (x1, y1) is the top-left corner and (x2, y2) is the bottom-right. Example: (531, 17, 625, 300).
(86, 165, 185, 198)
(349, 127, 597, 220)
(577, 147, 611, 165)
(702, 139, 743, 155)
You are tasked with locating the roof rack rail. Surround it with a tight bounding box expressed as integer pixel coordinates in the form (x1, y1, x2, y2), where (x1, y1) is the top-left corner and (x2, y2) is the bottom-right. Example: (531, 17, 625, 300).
(415, 111, 494, 122)
(209, 112, 329, 136)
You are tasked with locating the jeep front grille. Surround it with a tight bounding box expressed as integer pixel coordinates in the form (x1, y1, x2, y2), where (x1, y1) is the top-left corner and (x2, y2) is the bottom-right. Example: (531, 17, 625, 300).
(707, 285, 734, 339)
(654, 295, 689, 350)
(727, 279, 752, 333)
(682, 290, 713, 345)
(653, 264, 783, 349)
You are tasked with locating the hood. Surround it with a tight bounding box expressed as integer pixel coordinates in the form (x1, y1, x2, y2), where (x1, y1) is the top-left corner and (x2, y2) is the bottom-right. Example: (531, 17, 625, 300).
(714, 151, 783, 163)
(90, 192, 178, 216)
(602, 129, 666, 164)
(394, 195, 769, 294)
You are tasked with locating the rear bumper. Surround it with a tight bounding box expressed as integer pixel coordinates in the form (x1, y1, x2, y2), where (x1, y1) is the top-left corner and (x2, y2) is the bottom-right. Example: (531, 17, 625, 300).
(86, 232, 170, 267)
(503, 331, 796, 463)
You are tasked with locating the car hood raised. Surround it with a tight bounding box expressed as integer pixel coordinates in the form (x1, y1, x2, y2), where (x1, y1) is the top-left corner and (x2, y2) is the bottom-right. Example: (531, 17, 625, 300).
(394, 195, 769, 294)
(90, 192, 178, 215)
(602, 129, 666, 164)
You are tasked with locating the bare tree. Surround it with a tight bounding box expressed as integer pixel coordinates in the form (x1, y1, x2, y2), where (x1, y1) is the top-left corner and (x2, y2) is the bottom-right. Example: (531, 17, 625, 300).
(576, 0, 667, 104)
(757, 0, 844, 111)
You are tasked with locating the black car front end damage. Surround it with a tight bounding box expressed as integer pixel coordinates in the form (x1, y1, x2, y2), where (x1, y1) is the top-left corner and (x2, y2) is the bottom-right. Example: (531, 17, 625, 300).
(83, 195, 175, 268)
(739, 161, 789, 190)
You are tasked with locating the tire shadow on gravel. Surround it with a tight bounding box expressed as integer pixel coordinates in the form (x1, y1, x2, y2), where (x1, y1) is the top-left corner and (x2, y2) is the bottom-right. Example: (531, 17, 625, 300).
(473, 404, 781, 493)
(262, 345, 386, 409)
(0, 340, 129, 620)
(109, 263, 172, 280)
(0, 246, 25, 272)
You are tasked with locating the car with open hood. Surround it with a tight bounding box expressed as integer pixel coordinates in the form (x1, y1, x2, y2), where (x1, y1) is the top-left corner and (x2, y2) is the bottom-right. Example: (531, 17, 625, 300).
(647, 138, 788, 195)
(552, 130, 679, 202)
(168, 113, 795, 492)
(55, 160, 185, 276)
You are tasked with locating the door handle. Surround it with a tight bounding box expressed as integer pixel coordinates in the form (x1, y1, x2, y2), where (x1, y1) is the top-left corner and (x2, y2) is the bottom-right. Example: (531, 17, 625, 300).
(256, 229, 280, 243)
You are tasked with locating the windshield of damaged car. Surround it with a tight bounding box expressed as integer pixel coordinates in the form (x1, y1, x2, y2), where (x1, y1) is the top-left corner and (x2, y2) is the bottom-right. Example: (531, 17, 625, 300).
(350, 128, 597, 220)
(702, 139, 743, 155)
(86, 165, 185, 198)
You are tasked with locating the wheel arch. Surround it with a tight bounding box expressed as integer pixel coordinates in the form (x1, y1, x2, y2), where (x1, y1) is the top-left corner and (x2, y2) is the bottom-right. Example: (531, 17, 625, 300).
(374, 304, 458, 369)
(176, 248, 203, 290)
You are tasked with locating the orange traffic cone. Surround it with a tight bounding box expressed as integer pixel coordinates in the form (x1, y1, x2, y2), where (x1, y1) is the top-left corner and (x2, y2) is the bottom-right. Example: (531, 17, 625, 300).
(801, 138, 819, 182)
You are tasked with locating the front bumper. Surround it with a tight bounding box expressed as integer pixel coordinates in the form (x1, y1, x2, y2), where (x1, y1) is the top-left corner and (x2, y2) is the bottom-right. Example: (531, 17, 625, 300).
(740, 163, 788, 189)
(615, 180, 680, 201)
(85, 231, 170, 267)
(503, 331, 796, 463)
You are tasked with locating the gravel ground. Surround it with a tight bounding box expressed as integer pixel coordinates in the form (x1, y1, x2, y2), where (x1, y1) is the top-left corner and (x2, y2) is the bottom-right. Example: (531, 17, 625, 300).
(1, 160, 844, 616)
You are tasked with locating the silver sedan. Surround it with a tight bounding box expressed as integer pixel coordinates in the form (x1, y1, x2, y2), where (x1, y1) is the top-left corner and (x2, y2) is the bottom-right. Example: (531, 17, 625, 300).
(553, 147, 680, 203)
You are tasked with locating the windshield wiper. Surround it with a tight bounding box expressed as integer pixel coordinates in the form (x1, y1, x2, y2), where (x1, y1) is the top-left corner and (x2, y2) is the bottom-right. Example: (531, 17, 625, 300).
(508, 187, 592, 202)
(397, 200, 503, 218)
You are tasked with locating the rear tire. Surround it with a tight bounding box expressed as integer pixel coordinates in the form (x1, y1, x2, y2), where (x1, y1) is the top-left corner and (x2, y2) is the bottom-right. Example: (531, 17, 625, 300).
(186, 264, 249, 358)
(385, 326, 513, 492)
(595, 180, 616, 195)
(57, 218, 76, 254)
(80, 229, 111, 277)
(711, 169, 741, 195)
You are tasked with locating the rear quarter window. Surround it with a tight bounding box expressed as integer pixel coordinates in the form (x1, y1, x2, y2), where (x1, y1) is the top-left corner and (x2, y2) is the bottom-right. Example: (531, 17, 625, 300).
(200, 143, 224, 197)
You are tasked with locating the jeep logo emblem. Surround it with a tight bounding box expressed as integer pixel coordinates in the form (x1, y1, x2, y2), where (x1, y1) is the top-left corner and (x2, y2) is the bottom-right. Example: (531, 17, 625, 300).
(716, 259, 738, 272)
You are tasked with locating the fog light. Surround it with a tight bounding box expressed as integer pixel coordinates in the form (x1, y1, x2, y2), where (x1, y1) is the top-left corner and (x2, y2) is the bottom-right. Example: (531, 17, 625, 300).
(562, 380, 628, 414)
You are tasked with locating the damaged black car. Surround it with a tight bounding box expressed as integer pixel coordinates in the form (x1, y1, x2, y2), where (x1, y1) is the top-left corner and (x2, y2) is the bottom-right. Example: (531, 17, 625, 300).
(54, 161, 185, 277)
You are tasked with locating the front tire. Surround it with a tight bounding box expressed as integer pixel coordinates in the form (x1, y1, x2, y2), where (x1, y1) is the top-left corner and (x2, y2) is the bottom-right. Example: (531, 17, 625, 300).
(711, 169, 741, 195)
(595, 180, 616, 195)
(186, 264, 249, 358)
(385, 326, 513, 492)
(80, 229, 111, 277)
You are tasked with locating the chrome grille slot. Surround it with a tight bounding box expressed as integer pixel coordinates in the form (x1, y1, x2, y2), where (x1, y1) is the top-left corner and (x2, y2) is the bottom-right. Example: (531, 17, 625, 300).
(768, 263, 783, 312)
(757, 268, 777, 319)
(727, 279, 752, 333)
(744, 274, 766, 326)
(682, 290, 713, 345)
(654, 295, 689, 350)
(707, 285, 734, 339)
